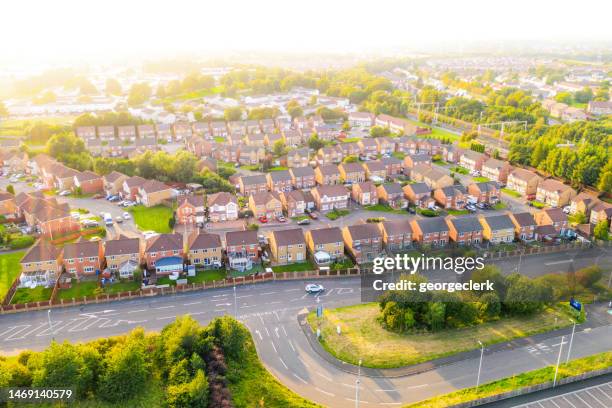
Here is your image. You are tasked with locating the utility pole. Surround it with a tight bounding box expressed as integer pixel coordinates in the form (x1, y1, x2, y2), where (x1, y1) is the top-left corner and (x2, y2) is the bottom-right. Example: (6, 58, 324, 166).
(566, 320, 576, 363)
(476, 340, 484, 387)
(47, 309, 53, 340)
(553, 336, 566, 387)
(233, 285, 237, 318)
(355, 359, 362, 408)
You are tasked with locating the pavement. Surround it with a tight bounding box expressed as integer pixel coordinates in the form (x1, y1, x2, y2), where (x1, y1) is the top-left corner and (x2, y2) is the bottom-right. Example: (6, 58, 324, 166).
(0, 249, 611, 407)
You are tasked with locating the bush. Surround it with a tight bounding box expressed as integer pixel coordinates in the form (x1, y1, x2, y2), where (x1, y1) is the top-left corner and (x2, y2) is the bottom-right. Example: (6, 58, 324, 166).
(9, 234, 35, 249)
(247, 223, 259, 231)
(575, 265, 603, 289)
(98, 341, 149, 402)
(418, 208, 438, 217)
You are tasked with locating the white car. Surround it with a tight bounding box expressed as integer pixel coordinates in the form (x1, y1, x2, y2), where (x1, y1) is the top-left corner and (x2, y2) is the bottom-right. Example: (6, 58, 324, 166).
(562, 206, 571, 214)
(123, 212, 131, 220)
(143, 231, 159, 240)
(58, 190, 71, 196)
(305, 284, 325, 294)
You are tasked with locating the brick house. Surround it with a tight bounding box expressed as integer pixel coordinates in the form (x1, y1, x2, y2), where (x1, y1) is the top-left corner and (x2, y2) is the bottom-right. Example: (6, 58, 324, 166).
(0, 191, 17, 219)
(508, 212, 537, 241)
(238, 146, 265, 165)
(507, 169, 542, 197)
(348, 112, 374, 128)
(267, 170, 294, 193)
(305, 227, 345, 262)
(19, 241, 62, 287)
(377, 183, 407, 208)
(395, 136, 418, 154)
(446, 216, 483, 245)
(363, 160, 386, 181)
(74, 171, 103, 194)
(410, 165, 454, 189)
(97, 126, 115, 141)
(117, 125, 137, 141)
(351, 181, 378, 206)
(76, 126, 96, 141)
(206, 192, 239, 222)
(410, 218, 449, 246)
(534, 208, 570, 234)
(378, 219, 413, 251)
(282, 129, 303, 147)
(339, 162, 366, 184)
(62, 240, 104, 277)
(144, 233, 184, 274)
(358, 138, 378, 157)
(225, 230, 259, 271)
(337, 142, 360, 157)
(104, 236, 141, 278)
(317, 146, 343, 165)
(173, 122, 193, 140)
(375, 137, 395, 155)
(569, 192, 600, 217)
(177, 195, 206, 225)
(280, 190, 307, 217)
(342, 223, 384, 264)
(467, 181, 500, 204)
(459, 151, 488, 172)
(481, 158, 512, 183)
(211, 121, 229, 137)
(433, 185, 467, 210)
(403, 182, 434, 208)
(138, 180, 174, 207)
(137, 124, 156, 139)
(285, 148, 310, 168)
(268, 228, 307, 265)
(187, 232, 223, 268)
(403, 154, 432, 173)
(239, 174, 269, 196)
(315, 165, 341, 185)
(289, 166, 316, 190)
(246, 133, 266, 147)
(589, 202, 612, 225)
(122, 176, 147, 200)
(311, 185, 349, 211)
(536, 179, 576, 207)
(479, 214, 515, 244)
(249, 191, 283, 219)
(442, 145, 464, 164)
(380, 156, 403, 176)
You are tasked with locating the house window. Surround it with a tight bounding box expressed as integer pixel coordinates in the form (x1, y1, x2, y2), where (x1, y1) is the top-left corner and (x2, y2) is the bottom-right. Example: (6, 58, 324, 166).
(84, 266, 94, 273)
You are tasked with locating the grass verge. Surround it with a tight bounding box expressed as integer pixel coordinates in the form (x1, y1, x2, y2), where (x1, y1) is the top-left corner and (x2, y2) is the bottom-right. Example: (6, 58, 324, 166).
(326, 208, 350, 220)
(308, 303, 574, 369)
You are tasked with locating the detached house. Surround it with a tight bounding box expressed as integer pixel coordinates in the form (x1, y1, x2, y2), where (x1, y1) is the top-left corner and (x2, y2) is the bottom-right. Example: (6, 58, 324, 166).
(410, 165, 454, 189)
(187, 232, 223, 268)
(239, 174, 269, 195)
(19, 241, 62, 287)
(104, 236, 141, 278)
(74, 171, 103, 194)
(225, 230, 259, 271)
(467, 181, 500, 204)
(305, 227, 345, 262)
(207, 192, 239, 222)
(249, 191, 283, 219)
(377, 183, 406, 209)
(267, 170, 293, 193)
(268, 229, 307, 265)
(446, 216, 483, 245)
(281, 190, 308, 217)
(509, 212, 537, 241)
(289, 166, 316, 190)
(569, 192, 600, 217)
(352, 181, 378, 206)
(311, 185, 349, 211)
(381, 156, 402, 177)
(403, 154, 432, 173)
(411, 218, 449, 247)
(589, 202, 612, 226)
(535, 208, 569, 235)
(177, 195, 206, 225)
(62, 240, 104, 277)
(441, 145, 464, 164)
(536, 179, 576, 208)
(138, 180, 173, 207)
(479, 214, 515, 244)
(434, 185, 467, 210)
(122, 176, 147, 201)
(459, 151, 488, 172)
(339, 162, 366, 184)
(403, 183, 433, 208)
(507, 169, 541, 197)
(481, 158, 512, 183)
(315, 164, 341, 185)
(379, 220, 413, 251)
(145, 233, 184, 275)
(342, 223, 384, 264)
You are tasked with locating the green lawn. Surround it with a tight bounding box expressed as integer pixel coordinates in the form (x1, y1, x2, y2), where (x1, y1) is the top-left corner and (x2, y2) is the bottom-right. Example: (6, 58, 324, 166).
(492, 202, 507, 210)
(0, 251, 26, 301)
(364, 203, 405, 214)
(501, 188, 521, 198)
(330, 258, 355, 270)
(530, 200, 547, 209)
(308, 303, 574, 369)
(292, 215, 310, 221)
(472, 176, 490, 182)
(157, 268, 228, 286)
(240, 164, 259, 171)
(10, 286, 53, 304)
(392, 151, 406, 160)
(57, 280, 99, 300)
(341, 137, 361, 143)
(450, 166, 469, 175)
(326, 209, 350, 220)
(214, 136, 226, 143)
(446, 209, 470, 215)
(272, 261, 315, 273)
(433, 160, 448, 166)
(406, 351, 612, 408)
(267, 166, 289, 172)
(130, 205, 173, 233)
(103, 280, 141, 294)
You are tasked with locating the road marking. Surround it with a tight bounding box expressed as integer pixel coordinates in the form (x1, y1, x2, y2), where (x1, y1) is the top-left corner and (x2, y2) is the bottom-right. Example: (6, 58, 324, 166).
(236, 295, 253, 299)
(213, 309, 226, 312)
(315, 387, 335, 397)
(0, 325, 28, 339)
(287, 340, 295, 352)
(156, 316, 176, 321)
(545, 260, 573, 266)
(585, 390, 606, 407)
(562, 396, 577, 408)
(154, 305, 175, 310)
(273, 311, 280, 321)
(127, 309, 146, 314)
(345, 398, 368, 404)
(264, 327, 270, 337)
(255, 330, 263, 340)
(261, 291, 277, 295)
(293, 373, 308, 384)
(341, 383, 356, 389)
(259, 315, 265, 325)
(188, 312, 206, 316)
(290, 297, 302, 302)
(240, 305, 256, 309)
(268, 301, 282, 305)
(270, 341, 277, 353)
(7, 323, 46, 340)
(297, 356, 311, 368)
(68, 318, 95, 332)
(284, 288, 300, 292)
(281, 325, 288, 337)
(315, 371, 332, 381)
(215, 303, 232, 307)
(274, 327, 280, 338)
(279, 357, 288, 369)
(183, 301, 202, 306)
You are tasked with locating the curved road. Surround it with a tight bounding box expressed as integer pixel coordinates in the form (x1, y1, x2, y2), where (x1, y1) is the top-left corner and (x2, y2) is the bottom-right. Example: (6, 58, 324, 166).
(1, 251, 611, 407)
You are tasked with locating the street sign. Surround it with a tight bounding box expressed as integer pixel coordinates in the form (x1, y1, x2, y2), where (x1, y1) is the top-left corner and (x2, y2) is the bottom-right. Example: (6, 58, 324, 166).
(316, 305, 323, 317)
(569, 298, 581, 312)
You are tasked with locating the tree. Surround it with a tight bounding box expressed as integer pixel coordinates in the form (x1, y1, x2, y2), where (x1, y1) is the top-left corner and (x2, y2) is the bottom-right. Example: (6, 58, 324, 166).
(211, 316, 248, 360)
(593, 220, 610, 241)
(272, 140, 287, 157)
(46, 132, 86, 158)
(79, 79, 97, 95)
(127, 83, 152, 107)
(574, 87, 594, 104)
(6, 185, 14, 195)
(286, 100, 303, 119)
(105, 78, 122, 95)
(308, 134, 325, 150)
(568, 211, 587, 226)
(555, 92, 573, 105)
(223, 106, 243, 122)
(343, 155, 358, 163)
(370, 125, 390, 138)
(98, 340, 149, 402)
(166, 369, 208, 408)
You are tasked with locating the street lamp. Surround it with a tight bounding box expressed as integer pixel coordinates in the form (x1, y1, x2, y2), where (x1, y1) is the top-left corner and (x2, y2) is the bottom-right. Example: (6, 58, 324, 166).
(476, 340, 484, 387)
(47, 309, 53, 340)
(553, 335, 566, 387)
(355, 358, 362, 408)
(566, 319, 576, 363)
(233, 286, 237, 318)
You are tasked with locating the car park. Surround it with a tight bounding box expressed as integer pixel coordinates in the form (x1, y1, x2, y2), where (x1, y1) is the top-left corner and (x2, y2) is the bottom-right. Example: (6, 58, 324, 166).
(305, 283, 325, 294)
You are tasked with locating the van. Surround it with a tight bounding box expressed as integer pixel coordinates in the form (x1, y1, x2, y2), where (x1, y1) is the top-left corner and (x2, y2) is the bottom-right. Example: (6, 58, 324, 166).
(103, 213, 113, 226)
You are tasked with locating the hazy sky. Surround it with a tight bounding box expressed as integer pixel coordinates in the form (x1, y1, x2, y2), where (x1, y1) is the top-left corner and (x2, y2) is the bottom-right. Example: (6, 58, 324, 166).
(2, 0, 611, 64)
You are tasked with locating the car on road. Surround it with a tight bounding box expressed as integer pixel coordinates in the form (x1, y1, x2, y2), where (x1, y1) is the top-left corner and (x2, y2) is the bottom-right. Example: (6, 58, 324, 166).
(115, 216, 123, 223)
(58, 190, 71, 196)
(297, 219, 310, 225)
(258, 215, 268, 223)
(475, 202, 486, 209)
(305, 283, 325, 294)
(123, 212, 131, 220)
(562, 206, 571, 214)
(277, 215, 287, 223)
(466, 204, 477, 212)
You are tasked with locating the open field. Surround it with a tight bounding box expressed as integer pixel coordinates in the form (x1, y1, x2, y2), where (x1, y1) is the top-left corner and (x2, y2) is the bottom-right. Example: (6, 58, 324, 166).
(308, 303, 574, 369)
(130, 205, 173, 233)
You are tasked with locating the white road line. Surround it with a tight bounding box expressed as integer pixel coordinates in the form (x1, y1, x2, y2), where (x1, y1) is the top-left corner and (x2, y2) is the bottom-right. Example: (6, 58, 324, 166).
(290, 297, 302, 302)
(297, 356, 311, 368)
(274, 327, 280, 338)
(281, 325, 288, 336)
(7, 323, 46, 340)
(341, 383, 356, 389)
(240, 305, 256, 309)
(261, 292, 277, 295)
(255, 330, 263, 340)
(236, 295, 253, 299)
(586, 390, 606, 407)
(562, 396, 577, 408)
(127, 309, 146, 314)
(345, 398, 368, 404)
(575, 392, 598, 408)
(284, 288, 300, 292)
(156, 315, 176, 320)
(279, 357, 288, 369)
(183, 301, 202, 306)
(188, 312, 206, 316)
(293, 373, 308, 384)
(213, 309, 226, 312)
(155, 305, 175, 310)
(0, 325, 28, 338)
(270, 341, 277, 353)
(315, 387, 335, 397)
(264, 327, 270, 337)
(36, 320, 67, 336)
(287, 340, 295, 352)
(545, 260, 573, 266)
(315, 371, 332, 382)
(259, 315, 265, 325)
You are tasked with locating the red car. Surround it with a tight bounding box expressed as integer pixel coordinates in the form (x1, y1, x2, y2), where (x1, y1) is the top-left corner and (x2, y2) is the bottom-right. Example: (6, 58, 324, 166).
(258, 215, 268, 223)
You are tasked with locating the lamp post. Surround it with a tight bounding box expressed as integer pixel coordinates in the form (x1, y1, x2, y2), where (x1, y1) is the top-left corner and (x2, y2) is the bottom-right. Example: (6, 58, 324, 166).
(47, 309, 53, 340)
(233, 286, 237, 318)
(566, 320, 576, 363)
(476, 340, 484, 387)
(553, 336, 566, 387)
(355, 359, 362, 408)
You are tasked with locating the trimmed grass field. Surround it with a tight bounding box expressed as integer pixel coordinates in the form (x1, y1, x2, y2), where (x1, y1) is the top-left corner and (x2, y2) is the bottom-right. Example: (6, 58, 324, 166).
(406, 351, 612, 408)
(0, 251, 26, 301)
(450, 166, 469, 175)
(308, 303, 573, 369)
(272, 261, 315, 273)
(501, 188, 521, 198)
(57, 280, 98, 300)
(130, 205, 173, 233)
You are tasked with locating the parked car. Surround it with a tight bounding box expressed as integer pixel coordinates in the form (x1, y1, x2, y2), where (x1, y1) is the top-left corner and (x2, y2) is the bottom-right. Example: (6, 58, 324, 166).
(466, 204, 477, 212)
(258, 215, 268, 223)
(305, 283, 325, 294)
(58, 190, 71, 196)
(562, 206, 571, 214)
(475, 203, 486, 209)
(297, 219, 310, 225)
(123, 212, 131, 220)
(115, 216, 123, 223)
(277, 215, 287, 223)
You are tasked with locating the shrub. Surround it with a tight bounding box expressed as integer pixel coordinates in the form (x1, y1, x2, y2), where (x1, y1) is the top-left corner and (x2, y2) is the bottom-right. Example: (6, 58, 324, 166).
(9, 234, 35, 249)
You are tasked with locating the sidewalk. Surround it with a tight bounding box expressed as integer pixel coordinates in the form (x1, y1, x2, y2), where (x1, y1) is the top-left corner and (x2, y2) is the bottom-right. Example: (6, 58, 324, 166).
(298, 301, 612, 379)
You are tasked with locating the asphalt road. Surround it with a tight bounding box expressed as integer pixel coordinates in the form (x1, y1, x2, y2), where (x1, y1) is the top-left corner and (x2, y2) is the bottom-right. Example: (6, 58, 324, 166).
(0, 250, 611, 407)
